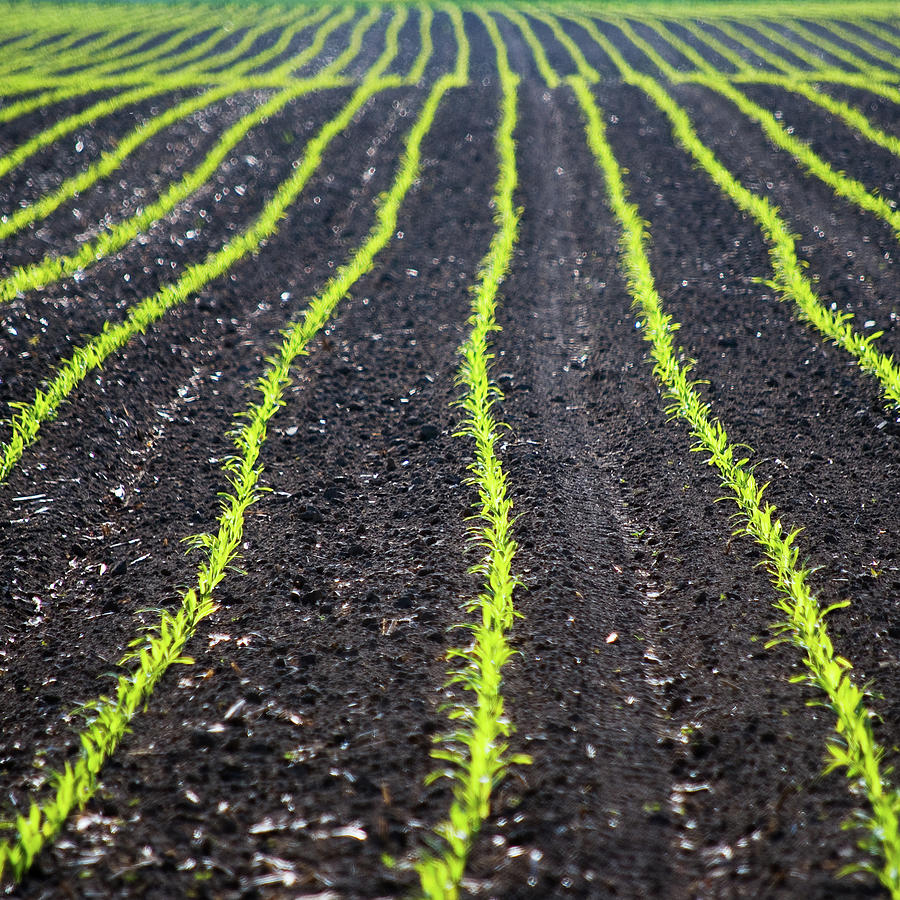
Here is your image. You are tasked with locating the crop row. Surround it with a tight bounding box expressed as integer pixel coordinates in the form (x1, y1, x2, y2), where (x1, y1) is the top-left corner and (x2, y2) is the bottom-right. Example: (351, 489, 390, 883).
(1, 3, 899, 896)
(0, 2, 468, 884)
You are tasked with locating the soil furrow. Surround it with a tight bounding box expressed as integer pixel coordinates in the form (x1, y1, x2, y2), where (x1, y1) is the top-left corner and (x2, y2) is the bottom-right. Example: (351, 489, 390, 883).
(738, 81, 900, 201)
(0, 89, 205, 213)
(663, 19, 742, 74)
(0, 89, 344, 416)
(692, 20, 776, 71)
(461, 80, 676, 897)
(5, 8, 900, 898)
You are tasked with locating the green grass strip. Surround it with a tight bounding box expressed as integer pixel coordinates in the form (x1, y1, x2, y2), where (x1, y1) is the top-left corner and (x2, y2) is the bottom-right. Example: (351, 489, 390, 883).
(0, 84, 241, 238)
(0, 85, 125, 127)
(0, 44, 408, 485)
(636, 17, 746, 77)
(0, 82, 202, 181)
(0, 59, 459, 881)
(0, 4, 337, 96)
(0, 7, 359, 242)
(407, 4, 433, 84)
(608, 15, 690, 78)
(720, 74, 900, 160)
(696, 77, 900, 242)
(1, 17, 176, 79)
(675, 18, 755, 73)
(136, 13, 287, 80)
(779, 18, 900, 74)
(558, 12, 900, 410)
(203, 5, 333, 79)
(0, 21, 180, 89)
(40, 20, 211, 83)
(415, 9, 524, 899)
(569, 71, 900, 898)
(711, 17, 899, 84)
(522, 5, 599, 82)
(735, 18, 852, 72)
(736, 69, 900, 98)
(0, 8, 419, 304)
(129, 9, 299, 78)
(637, 19, 900, 159)
(703, 18, 817, 74)
(0, 5, 336, 158)
(61, 22, 227, 80)
(0, 17, 159, 77)
(849, 18, 900, 60)
(813, 19, 900, 71)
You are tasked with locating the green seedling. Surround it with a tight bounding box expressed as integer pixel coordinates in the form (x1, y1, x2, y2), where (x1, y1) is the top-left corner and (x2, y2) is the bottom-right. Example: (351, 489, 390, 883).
(415, 10, 527, 899)
(0, 4, 440, 304)
(0, 6, 424, 486)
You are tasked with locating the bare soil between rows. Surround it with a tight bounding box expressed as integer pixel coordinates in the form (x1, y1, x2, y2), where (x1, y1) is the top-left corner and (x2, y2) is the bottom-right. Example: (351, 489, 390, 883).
(2, 12, 900, 899)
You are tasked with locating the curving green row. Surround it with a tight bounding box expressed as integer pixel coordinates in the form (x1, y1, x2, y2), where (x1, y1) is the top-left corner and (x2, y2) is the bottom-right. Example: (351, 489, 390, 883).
(636, 18, 900, 164)
(416, 8, 523, 899)
(0, 7, 399, 302)
(0, 6, 349, 228)
(0, 7, 403, 486)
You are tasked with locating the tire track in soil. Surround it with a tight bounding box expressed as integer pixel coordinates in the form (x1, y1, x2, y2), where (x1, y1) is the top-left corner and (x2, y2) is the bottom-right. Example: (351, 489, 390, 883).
(11, 75, 502, 899)
(666, 81, 900, 363)
(0, 87, 425, 818)
(596, 79, 898, 896)
(459, 81, 676, 898)
(491, 13, 542, 84)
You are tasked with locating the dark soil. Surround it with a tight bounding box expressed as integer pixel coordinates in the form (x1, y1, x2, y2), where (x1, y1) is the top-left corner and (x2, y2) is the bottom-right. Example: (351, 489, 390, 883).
(3, 9, 900, 900)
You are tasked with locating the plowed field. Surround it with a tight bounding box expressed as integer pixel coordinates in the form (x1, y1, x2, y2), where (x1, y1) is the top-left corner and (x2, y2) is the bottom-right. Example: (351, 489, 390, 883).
(2, 2, 900, 897)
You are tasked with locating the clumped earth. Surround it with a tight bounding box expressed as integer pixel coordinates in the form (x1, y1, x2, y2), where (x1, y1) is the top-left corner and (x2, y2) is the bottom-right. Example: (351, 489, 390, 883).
(1, 8, 899, 899)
